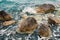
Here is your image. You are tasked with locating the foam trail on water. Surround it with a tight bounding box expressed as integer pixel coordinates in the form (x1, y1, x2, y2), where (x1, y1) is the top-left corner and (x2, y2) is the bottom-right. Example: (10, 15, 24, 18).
(20, 7, 36, 15)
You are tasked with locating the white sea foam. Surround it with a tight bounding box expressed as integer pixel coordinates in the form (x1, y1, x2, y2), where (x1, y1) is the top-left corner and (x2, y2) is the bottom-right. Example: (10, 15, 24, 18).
(22, 7, 36, 14)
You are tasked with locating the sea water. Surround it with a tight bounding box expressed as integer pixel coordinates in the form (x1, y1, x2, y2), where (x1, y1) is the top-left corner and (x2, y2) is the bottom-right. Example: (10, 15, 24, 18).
(0, 0, 60, 40)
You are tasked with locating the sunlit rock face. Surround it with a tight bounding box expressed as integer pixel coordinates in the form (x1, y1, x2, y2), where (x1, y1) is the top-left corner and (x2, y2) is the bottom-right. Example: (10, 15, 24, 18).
(2, 20, 16, 26)
(16, 17, 38, 34)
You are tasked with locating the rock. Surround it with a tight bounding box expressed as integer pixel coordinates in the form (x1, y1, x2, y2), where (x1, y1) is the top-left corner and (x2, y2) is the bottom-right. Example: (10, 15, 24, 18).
(2, 20, 16, 26)
(38, 23, 51, 37)
(16, 17, 38, 34)
(0, 10, 12, 21)
(48, 16, 60, 25)
(35, 4, 55, 14)
(0, 15, 4, 21)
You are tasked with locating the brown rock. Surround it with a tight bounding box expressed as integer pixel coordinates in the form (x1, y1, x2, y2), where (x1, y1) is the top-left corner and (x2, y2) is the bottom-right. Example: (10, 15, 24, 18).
(38, 23, 51, 37)
(0, 15, 4, 21)
(35, 4, 55, 14)
(0, 10, 12, 21)
(16, 17, 38, 34)
(48, 16, 60, 25)
(2, 20, 16, 26)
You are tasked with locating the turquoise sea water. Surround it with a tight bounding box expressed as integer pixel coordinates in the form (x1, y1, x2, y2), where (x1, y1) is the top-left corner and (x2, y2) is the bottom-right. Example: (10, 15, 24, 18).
(0, 0, 60, 40)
